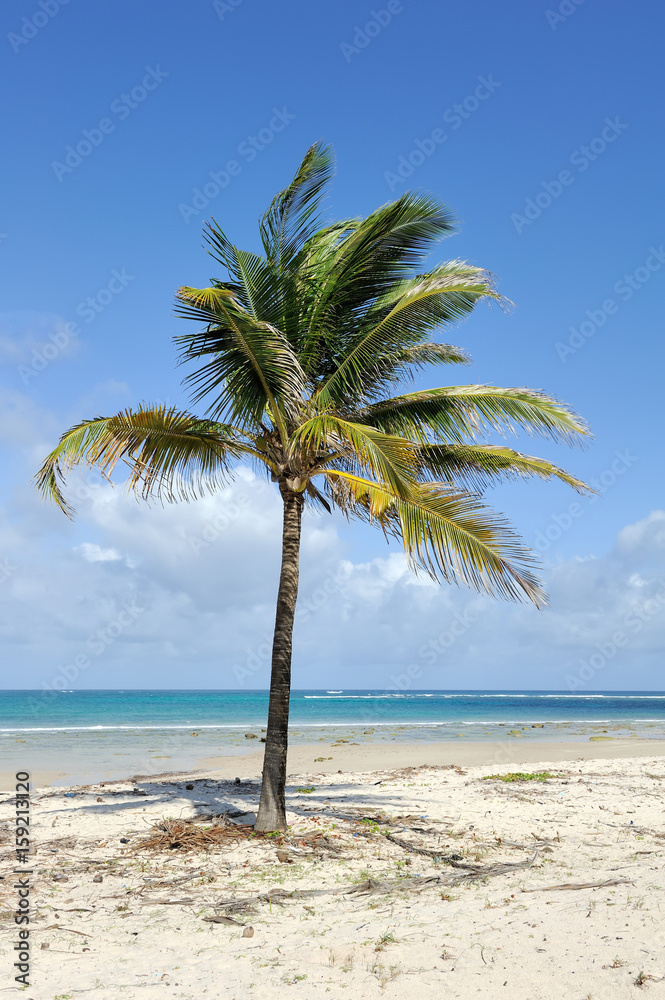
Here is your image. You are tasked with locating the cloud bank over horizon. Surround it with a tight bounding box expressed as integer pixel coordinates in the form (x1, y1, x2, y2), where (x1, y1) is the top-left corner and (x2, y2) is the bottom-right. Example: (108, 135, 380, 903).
(1, 379, 664, 693)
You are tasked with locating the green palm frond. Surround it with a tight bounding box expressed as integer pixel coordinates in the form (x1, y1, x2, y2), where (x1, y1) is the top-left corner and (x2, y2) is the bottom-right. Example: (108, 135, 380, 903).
(34, 405, 253, 517)
(325, 191, 456, 297)
(291, 415, 418, 497)
(360, 385, 591, 445)
(385, 342, 471, 369)
(203, 222, 283, 325)
(367, 261, 498, 324)
(315, 262, 496, 407)
(370, 342, 471, 390)
(298, 218, 360, 271)
(296, 219, 363, 375)
(321, 471, 545, 606)
(259, 141, 335, 268)
(416, 443, 592, 493)
(301, 192, 457, 362)
(174, 285, 305, 432)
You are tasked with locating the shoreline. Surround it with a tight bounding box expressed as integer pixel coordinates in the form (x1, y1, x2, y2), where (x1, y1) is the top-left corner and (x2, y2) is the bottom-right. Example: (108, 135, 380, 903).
(197, 735, 665, 777)
(5, 736, 664, 791)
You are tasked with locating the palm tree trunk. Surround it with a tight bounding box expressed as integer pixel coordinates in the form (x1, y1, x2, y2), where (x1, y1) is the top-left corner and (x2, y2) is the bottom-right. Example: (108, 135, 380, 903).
(254, 484, 303, 832)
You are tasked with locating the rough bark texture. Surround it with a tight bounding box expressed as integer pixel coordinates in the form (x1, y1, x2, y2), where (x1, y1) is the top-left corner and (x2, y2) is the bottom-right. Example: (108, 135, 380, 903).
(254, 484, 303, 832)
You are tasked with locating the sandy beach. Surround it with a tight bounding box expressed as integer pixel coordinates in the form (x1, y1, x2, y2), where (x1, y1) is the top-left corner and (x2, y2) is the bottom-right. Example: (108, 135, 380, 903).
(2, 741, 665, 998)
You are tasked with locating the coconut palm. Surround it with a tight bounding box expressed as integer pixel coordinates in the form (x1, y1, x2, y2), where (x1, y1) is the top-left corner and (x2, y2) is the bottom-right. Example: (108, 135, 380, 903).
(35, 143, 590, 831)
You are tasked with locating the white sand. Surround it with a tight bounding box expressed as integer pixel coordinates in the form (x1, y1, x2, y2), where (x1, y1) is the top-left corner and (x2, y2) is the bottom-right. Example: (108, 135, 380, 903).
(2, 744, 665, 998)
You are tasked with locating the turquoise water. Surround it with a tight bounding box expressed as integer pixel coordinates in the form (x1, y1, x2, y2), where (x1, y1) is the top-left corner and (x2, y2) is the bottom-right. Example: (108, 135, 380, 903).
(2, 690, 664, 785)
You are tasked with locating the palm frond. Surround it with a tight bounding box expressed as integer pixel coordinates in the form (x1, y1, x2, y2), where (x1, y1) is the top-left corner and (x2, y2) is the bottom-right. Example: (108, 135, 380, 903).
(388, 342, 472, 369)
(296, 219, 362, 374)
(292, 416, 418, 497)
(302, 193, 457, 361)
(203, 222, 283, 325)
(174, 285, 305, 432)
(315, 262, 496, 407)
(259, 141, 335, 268)
(298, 218, 360, 271)
(321, 471, 546, 606)
(35, 405, 252, 516)
(305, 480, 332, 513)
(360, 385, 591, 445)
(417, 443, 592, 493)
(357, 342, 470, 393)
(327, 191, 457, 294)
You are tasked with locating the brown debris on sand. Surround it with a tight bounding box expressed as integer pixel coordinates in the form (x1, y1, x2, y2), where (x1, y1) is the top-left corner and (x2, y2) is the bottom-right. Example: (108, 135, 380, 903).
(132, 816, 257, 853)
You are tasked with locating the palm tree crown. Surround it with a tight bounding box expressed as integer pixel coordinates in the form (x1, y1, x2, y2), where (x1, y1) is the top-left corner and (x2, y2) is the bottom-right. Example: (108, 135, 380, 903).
(36, 142, 591, 829)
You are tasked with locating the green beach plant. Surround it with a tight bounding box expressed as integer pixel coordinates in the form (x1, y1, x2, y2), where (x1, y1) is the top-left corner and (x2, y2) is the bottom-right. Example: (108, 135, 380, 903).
(35, 142, 591, 832)
(481, 771, 562, 782)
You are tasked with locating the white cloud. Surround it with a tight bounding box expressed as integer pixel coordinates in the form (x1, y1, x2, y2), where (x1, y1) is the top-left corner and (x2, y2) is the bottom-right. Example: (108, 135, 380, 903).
(0, 310, 80, 368)
(74, 543, 123, 563)
(615, 510, 665, 566)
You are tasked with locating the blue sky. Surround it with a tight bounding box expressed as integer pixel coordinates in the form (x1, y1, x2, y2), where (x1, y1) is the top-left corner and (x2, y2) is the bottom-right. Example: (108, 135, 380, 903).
(1, 0, 664, 690)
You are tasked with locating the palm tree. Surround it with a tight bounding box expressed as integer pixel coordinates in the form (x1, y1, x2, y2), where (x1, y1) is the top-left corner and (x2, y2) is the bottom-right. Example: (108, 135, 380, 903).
(35, 143, 590, 831)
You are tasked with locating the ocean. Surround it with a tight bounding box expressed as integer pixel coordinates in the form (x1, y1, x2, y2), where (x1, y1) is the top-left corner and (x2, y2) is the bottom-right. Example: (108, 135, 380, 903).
(2, 689, 665, 785)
